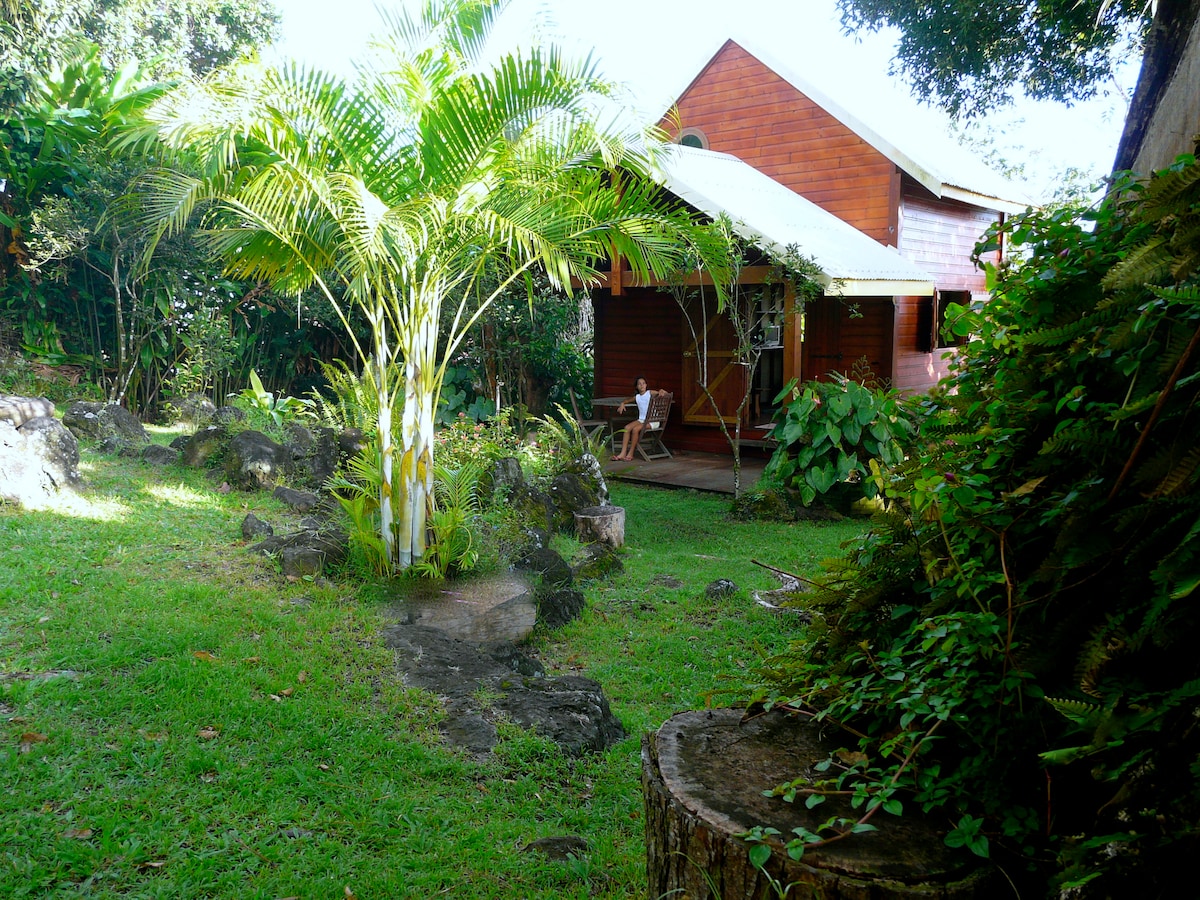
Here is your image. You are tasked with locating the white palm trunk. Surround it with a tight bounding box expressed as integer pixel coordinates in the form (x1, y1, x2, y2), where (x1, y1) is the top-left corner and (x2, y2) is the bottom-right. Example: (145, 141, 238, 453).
(372, 306, 397, 568)
(395, 289, 440, 569)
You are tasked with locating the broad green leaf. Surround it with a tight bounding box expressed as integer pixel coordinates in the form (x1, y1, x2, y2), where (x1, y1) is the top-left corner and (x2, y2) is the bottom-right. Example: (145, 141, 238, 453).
(828, 390, 853, 418)
(748, 843, 772, 869)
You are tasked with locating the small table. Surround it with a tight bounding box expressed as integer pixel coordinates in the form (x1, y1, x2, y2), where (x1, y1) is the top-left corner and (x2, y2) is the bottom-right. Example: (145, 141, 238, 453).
(587, 397, 635, 446)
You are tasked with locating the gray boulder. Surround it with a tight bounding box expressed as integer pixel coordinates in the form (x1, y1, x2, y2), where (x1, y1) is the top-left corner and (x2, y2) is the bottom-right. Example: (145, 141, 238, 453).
(338, 427, 369, 459)
(176, 393, 216, 427)
(517, 546, 573, 589)
(251, 524, 348, 576)
(571, 542, 624, 581)
(548, 472, 599, 531)
(0, 395, 54, 428)
(62, 401, 148, 445)
(284, 425, 339, 490)
(485, 456, 524, 498)
(212, 405, 246, 426)
(98, 435, 128, 455)
(141, 444, 178, 466)
(508, 482, 555, 533)
(384, 625, 625, 757)
(181, 425, 227, 468)
(241, 513, 274, 540)
(272, 485, 320, 512)
(225, 430, 289, 490)
(705, 578, 739, 600)
(536, 587, 586, 629)
(0, 417, 81, 504)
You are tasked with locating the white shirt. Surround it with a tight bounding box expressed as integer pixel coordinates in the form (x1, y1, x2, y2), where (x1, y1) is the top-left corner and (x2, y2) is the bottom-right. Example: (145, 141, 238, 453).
(635, 390, 651, 422)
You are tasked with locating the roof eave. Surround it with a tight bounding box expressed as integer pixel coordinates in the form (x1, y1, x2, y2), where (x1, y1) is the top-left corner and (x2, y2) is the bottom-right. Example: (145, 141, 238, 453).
(941, 185, 1030, 215)
(835, 279, 936, 297)
(721, 205, 936, 298)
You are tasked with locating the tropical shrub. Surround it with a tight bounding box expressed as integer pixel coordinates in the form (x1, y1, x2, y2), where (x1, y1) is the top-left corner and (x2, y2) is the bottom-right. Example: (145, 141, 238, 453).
(435, 409, 525, 475)
(327, 447, 391, 578)
(436, 364, 495, 424)
(308, 359, 384, 437)
(762, 374, 915, 506)
(235, 370, 313, 432)
(529, 405, 609, 476)
(749, 156, 1200, 895)
(411, 461, 485, 580)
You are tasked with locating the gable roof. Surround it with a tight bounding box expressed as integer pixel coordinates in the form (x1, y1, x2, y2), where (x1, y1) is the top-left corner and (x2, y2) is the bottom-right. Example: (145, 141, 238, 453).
(655, 144, 935, 297)
(673, 39, 1032, 214)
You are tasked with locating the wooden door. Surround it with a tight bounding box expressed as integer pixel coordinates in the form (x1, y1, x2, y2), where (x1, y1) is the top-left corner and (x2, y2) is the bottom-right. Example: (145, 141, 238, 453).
(801, 298, 895, 387)
(680, 296, 747, 426)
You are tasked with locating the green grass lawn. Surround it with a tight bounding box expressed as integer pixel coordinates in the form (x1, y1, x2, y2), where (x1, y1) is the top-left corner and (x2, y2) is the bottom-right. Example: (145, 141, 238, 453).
(0, 446, 863, 899)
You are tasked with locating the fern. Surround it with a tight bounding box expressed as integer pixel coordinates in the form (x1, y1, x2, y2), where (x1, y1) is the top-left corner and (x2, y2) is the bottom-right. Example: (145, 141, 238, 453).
(432, 460, 483, 513)
(1020, 290, 1143, 347)
(1038, 421, 1122, 459)
(325, 443, 391, 576)
(1147, 444, 1200, 497)
(308, 359, 389, 435)
(1138, 155, 1200, 221)
(1102, 234, 1172, 290)
(530, 404, 608, 463)
(1044, 696, 1105, 727)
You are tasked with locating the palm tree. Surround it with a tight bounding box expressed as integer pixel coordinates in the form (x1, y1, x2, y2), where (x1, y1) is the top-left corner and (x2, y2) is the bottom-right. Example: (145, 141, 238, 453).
(131, 0, 727, 570)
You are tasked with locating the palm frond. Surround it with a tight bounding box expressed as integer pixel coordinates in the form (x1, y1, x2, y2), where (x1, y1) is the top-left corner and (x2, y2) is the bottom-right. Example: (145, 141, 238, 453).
(433, 459, 484, 513)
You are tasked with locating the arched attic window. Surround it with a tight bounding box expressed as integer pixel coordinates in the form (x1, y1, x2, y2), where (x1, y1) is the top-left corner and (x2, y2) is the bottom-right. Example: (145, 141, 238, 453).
(678, 128, 708, 150)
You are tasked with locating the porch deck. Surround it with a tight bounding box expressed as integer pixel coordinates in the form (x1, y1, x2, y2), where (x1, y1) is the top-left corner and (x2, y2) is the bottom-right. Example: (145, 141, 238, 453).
(602, 449, 767, 495)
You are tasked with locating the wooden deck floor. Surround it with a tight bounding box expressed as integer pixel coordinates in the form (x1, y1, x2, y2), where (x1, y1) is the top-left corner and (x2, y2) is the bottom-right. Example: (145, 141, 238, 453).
(602, 450, 767, 494)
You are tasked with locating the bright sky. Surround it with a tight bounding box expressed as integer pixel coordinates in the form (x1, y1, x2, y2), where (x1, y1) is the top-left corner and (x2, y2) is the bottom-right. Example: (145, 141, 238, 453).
(268, 0, 1134, 198)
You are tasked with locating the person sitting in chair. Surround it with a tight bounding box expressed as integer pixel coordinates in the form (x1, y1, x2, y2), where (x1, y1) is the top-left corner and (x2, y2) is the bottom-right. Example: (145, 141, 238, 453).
(614, 376, 668, 461)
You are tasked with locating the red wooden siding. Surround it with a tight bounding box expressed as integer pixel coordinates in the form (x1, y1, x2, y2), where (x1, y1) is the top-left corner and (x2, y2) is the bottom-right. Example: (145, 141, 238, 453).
(894, 179, 1000, 393)
(668, 41, 898, 244)
(893, 296, 954, 393)
(899, 178, 999, 290)
(801, 298, 894, 385)
(593, 288, 681, 400)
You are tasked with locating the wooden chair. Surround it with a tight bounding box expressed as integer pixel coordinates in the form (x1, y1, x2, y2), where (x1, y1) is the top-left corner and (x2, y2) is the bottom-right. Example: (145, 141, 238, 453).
(568, 388, 610, 443)
(614, 392, 674, 461)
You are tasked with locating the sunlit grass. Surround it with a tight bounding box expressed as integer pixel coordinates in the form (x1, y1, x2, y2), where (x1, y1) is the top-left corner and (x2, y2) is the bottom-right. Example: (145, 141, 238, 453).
(142, 482, 226, 510)
(9, 487, 132, 521)
(0, 454, 866, 898)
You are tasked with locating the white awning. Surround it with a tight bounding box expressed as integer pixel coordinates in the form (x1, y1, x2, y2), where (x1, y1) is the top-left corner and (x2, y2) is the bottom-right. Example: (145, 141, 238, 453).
(655, 144, 936, 297)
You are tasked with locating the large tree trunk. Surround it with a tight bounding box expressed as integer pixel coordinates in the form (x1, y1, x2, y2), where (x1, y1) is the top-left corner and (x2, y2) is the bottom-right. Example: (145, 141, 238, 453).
(1113, 0, 1200, 172)
(642, 708, 1002, 900)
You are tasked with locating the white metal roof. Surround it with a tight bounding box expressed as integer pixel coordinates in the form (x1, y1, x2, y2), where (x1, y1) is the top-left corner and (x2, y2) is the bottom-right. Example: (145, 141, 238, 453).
(655, 144, 936, 297)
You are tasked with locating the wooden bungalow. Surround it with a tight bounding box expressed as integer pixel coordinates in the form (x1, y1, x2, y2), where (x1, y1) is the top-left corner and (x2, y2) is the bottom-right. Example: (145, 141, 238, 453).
(590, 39, 1029, 455)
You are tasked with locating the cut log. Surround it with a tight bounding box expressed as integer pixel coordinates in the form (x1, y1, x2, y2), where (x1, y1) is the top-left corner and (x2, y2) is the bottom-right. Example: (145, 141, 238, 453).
(642, 708, 1003, 899)
(574, 504, 625, 547)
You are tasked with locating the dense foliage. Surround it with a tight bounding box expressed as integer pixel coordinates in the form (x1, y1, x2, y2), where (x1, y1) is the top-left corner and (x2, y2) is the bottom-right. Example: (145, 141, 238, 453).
(1, 0, 278, 89)
(754, 155, 1200, 893)
(446, 269, 594, 424)
(762, 372, 915, 506)
(0, 0, 330, 415)
(837, 0, 1148, 117)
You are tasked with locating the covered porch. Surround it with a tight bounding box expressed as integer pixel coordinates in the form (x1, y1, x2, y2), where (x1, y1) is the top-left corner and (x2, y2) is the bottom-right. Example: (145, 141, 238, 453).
(602, 449, 767, 495)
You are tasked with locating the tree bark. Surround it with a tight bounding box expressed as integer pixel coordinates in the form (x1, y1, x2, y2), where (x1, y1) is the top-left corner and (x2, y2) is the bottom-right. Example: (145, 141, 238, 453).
(1113, 0, 1200, 172)
(642, 708, 1004, 900)
(574, 505, 624, 547)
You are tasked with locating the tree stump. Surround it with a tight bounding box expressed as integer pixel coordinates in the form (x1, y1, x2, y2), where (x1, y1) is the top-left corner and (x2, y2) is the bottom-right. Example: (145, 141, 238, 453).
(574, 504, 625, 547)
(642, 708, 1002, 899)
